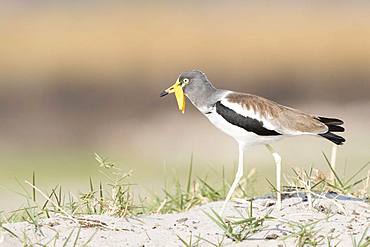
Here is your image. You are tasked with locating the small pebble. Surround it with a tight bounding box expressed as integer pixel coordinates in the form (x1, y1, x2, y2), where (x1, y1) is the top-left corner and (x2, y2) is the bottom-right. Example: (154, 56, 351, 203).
(265, 233, 279, 240)
(176, 218, 188, 223)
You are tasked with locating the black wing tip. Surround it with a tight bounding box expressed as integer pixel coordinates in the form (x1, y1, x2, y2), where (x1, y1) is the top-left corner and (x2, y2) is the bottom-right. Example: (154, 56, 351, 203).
(317, 116, 344, 126)
(317, 116, 345, 134)
(319, 132, 346, 145)
(328, 125, 345, 132)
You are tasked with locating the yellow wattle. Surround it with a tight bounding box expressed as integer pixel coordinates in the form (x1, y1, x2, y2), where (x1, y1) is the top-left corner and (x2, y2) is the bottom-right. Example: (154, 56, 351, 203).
(174, 85, 185, 113)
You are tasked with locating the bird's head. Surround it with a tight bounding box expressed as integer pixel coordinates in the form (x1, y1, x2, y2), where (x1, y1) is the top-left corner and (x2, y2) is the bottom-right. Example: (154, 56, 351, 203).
(160, 70, 209, 113)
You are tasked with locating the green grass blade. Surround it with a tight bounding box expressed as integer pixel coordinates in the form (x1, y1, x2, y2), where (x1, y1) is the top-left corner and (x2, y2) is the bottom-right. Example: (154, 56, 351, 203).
(203, 209, 227, 231)
(82, 229, 98, 246)
(322, 152, 344, 188)
(357, 226, 369, 246)
(1, 226, 20, 240)
(177, 234, 192, 247)
(186, 153, 193, 195)
(344, 162, 370, 186)
(42, 185, 59, 210)
(222, 166, 226, 197)
(89, 177, 94, 193)
(15, 178, 31, 199)
(266, 179, 277, 192)
(72, 227, 81, 247)
(58, 186, 63, 207)
(62, 228, 75, 247)
(197, 177, 220, 197)
(343, 177, 368, 191)
(311, 179, 325, 190)
(99, 181, 103, 214)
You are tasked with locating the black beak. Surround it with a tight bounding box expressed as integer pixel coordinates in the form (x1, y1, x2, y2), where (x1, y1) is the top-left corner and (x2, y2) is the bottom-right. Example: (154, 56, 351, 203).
(160, 90, 168, 97)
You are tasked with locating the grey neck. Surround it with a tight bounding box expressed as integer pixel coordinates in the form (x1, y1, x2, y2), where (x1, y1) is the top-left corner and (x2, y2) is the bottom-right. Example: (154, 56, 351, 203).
(185, 82, 225, 112)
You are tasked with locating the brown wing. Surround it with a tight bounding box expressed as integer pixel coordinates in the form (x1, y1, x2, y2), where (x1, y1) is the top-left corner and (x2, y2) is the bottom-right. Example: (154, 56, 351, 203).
(225, 92, 328, 135)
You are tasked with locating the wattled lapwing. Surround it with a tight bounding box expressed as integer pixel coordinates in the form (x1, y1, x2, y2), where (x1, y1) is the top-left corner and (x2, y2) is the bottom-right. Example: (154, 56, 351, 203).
(160, 70, 345, 214)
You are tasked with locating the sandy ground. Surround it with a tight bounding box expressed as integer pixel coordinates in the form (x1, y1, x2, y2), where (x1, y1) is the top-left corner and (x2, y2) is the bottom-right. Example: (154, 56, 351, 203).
(1, 193, 369, 247)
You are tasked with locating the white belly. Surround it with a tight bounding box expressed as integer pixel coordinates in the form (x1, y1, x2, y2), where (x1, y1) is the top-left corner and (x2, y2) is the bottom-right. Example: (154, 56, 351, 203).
(205, 112, 283, 146)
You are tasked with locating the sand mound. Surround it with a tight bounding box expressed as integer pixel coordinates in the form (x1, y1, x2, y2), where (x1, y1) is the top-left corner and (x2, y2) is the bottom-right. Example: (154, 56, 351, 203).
(1, 193, 369, 246)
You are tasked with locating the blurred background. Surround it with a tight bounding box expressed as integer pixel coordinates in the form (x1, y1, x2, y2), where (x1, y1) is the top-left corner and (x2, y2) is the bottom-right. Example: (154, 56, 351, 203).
(1, 1, 369, 209)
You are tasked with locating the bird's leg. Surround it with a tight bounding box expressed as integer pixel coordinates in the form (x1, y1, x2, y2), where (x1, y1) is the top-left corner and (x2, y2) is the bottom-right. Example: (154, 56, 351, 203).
(220, 143, 244, 216)
(265, 144, 282, 210)
(329, 144, 337, 182)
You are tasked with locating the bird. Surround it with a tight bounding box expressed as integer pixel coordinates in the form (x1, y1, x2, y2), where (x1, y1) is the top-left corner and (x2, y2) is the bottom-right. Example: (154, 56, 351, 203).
(160, 70, 345, 215)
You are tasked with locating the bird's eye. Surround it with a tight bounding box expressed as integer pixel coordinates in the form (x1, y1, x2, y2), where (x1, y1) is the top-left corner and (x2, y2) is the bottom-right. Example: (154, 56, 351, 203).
(183, 78, 189, 84)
